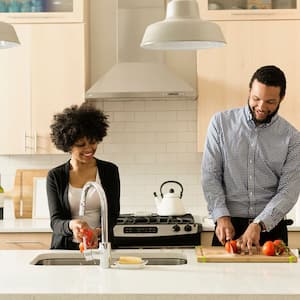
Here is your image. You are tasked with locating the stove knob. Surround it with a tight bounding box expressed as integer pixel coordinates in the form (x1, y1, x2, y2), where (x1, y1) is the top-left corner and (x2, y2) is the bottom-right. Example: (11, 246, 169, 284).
(184, 224, 192, 232)
(172, 224, 181, 232)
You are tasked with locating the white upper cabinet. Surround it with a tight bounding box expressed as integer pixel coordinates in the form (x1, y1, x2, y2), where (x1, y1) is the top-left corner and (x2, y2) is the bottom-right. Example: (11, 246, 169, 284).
(0, 0, 87, 23)
(0, 0, 87, 155)
(199, 0, 300, 20)
(30, 23, 86, 154)
(0, 25, 31, 154)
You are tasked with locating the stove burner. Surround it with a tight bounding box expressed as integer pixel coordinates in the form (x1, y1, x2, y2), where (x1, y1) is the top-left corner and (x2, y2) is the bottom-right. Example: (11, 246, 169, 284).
(116, 213, 195, 225)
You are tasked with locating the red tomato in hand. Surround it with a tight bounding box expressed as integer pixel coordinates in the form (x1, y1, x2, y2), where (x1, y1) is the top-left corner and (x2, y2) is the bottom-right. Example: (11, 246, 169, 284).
(225, 240, 237, 253)
(81, 228, 94, 247)
(262, 241, 275, 256)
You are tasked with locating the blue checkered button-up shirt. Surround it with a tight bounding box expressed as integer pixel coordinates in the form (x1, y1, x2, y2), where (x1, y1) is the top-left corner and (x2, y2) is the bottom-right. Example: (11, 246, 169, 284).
(202, 106, 300, 231)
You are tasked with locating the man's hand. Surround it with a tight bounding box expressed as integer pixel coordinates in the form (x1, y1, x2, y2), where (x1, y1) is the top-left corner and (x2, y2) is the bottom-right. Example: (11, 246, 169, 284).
(236, 223, 261, 255)
(215, 216, 235, 245)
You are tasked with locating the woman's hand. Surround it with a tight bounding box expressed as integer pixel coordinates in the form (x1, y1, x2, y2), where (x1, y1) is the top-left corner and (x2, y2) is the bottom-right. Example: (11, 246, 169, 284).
(69, 219, 99, 249)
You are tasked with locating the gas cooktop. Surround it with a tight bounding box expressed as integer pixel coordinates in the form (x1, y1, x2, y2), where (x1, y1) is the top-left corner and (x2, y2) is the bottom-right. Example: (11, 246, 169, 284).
(113, 213, 202, 249)
(116, 213, 195, 225)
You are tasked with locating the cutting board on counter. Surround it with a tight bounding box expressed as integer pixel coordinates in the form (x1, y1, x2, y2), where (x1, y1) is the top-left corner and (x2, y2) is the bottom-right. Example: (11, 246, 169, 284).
(195, 246, 298, 263)
(12, 169, 49, 218)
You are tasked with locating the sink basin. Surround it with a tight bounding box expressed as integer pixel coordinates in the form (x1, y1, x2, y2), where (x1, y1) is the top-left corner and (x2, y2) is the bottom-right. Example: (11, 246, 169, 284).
(30, 251, 187, 266)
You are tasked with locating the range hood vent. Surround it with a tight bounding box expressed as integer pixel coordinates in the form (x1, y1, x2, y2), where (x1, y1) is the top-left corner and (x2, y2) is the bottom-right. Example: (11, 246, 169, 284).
(86, 0, 197, 101)
(85, 62, 196, 100)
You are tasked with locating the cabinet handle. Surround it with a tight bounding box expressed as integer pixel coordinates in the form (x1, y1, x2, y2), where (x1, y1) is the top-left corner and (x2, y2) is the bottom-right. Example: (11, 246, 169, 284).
(34, 131, 37, 153)
(24, 132, 30, 152)
(231, 12, 274, 16)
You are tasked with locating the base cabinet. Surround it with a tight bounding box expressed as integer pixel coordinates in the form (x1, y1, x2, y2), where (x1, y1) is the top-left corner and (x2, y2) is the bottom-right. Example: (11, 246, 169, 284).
(0, 233, 52, 250)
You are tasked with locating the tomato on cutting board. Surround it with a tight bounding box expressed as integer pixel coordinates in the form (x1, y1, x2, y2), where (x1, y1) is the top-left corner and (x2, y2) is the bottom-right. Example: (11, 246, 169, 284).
(273, 239, 286, 255)
(262, 241, 275, 256)
(262, 240, 288, 256)
(225, 240, 238, 253)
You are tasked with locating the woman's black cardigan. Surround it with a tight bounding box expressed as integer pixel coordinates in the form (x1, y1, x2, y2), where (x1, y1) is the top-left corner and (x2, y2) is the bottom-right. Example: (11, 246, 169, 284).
(46, 158, 120, 249)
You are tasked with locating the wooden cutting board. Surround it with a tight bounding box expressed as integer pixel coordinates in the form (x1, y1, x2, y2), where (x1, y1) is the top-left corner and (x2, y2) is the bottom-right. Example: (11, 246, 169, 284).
(196, 246, 298, 263)
(11, 169, 49, 218)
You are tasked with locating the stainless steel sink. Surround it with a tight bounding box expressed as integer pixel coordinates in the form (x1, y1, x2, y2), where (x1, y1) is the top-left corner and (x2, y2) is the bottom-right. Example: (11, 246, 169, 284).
(30, 251, 187, 266)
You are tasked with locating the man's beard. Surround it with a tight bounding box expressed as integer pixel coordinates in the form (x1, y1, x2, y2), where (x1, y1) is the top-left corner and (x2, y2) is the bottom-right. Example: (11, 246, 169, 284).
(248, 100, 280, 125)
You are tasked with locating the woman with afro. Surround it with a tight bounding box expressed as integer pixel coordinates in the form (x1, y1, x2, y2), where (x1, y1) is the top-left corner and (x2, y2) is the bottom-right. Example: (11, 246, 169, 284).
(46, 103, 120, 250)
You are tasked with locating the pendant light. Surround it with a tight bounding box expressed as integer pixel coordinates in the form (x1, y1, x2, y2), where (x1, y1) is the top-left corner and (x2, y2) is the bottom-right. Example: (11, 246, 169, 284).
(0, 21, 20, 49)
(140, 0, 226, 50)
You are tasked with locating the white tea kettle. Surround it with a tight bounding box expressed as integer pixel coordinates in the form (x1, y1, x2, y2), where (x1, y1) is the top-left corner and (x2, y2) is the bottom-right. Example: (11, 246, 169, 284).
(153, 181, 186, 216)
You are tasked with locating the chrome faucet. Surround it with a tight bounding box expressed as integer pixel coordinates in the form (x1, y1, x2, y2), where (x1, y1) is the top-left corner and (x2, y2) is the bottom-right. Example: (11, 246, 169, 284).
(79, 181, 111, 268)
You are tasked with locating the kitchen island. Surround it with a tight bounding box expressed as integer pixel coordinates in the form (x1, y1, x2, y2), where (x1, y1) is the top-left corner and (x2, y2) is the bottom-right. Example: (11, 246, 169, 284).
(1, 248, 300, 300)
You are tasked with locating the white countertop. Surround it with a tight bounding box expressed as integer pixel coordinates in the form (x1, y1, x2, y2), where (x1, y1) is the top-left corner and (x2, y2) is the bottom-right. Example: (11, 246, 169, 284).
(0, 248, 300, 299)
(0, 218, 52, 232)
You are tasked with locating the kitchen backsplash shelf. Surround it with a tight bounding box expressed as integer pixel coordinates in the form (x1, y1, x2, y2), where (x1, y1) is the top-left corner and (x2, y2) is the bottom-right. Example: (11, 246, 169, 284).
(0, 0, 87, 23)
(199, 0, 300, 20)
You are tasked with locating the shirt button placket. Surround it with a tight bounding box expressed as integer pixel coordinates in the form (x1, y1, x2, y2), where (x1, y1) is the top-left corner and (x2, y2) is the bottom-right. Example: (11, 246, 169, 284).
(248, 132, 257, 215)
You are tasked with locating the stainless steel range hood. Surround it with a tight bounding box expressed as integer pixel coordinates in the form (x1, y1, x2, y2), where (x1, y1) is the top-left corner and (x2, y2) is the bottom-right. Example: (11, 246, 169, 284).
(85, 62, 196, 100)
(86, 0, 197, 101)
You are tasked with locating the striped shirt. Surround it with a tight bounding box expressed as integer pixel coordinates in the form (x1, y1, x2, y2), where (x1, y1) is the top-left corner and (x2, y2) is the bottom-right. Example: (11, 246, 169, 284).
(201, 106, 300, 231)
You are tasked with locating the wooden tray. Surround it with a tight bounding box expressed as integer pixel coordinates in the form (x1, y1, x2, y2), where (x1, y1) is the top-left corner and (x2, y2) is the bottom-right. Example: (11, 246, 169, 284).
(7, 169, 49, 218)
(196, 246, 298, 263)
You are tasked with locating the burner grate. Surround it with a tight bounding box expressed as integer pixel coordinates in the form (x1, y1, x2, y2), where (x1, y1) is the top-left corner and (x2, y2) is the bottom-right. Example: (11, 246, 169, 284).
(116, 213, 195, 225)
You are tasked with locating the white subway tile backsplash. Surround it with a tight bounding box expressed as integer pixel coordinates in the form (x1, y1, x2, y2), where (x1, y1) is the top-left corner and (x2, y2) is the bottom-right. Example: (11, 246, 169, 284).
(135, 153, 156, 164)
(0, 99, 206, 216)
(134, 112, 156, 122)
(156, 111, 177, 121)
(166, 142, 197, 153)
(176, 132, 197, 142)
(176, 153, 201, 163)
(156, 153, 177, 163)
(177, 110, 197, 121)
(145, 100, 194, 111)
(114, 111, 135, 122)
(102, 101, 124, 112)
(155, 132, 177, 143)
(123, 101, 145, 112)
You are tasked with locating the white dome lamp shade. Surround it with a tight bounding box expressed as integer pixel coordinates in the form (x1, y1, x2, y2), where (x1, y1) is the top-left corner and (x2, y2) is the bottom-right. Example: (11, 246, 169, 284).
(0, 21, 20, 49)
(140, 0, 226, 50)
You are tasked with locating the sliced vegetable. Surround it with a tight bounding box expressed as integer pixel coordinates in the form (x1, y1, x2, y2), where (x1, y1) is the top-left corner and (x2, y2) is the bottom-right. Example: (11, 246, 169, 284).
(225, 240, 238, 253)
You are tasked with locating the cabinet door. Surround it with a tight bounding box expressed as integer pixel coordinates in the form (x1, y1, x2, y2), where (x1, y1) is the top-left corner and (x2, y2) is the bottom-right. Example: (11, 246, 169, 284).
(197, 20, 300, 151)
(0, 25, 31, 155)
(199, 0, 300, 20)
(0, 0, 87, 23)
(30, 23, 86, 154)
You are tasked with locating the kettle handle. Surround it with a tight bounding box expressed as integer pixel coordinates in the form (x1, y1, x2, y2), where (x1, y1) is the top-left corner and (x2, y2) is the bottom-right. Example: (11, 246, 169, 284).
(160, 181, 183, 199)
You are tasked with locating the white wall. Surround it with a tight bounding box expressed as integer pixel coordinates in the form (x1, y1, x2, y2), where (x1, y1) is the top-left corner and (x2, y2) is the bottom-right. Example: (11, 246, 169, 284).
(0, 98, 207, 216)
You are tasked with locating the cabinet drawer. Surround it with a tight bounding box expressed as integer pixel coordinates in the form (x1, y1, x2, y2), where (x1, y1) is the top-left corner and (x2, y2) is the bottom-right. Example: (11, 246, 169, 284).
(0, 233, 51, 250)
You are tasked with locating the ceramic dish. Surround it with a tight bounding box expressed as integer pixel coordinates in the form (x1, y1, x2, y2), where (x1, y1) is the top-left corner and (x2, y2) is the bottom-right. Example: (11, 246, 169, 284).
(111, 260, 148, 269)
